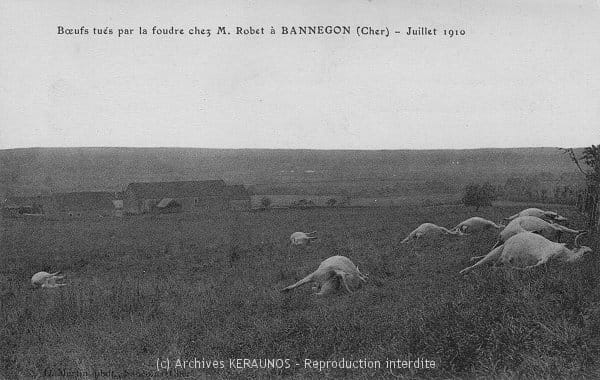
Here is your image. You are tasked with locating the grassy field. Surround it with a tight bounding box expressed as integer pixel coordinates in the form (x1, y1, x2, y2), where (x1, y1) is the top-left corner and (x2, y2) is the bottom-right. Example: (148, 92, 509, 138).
(1, 204, 599, 379)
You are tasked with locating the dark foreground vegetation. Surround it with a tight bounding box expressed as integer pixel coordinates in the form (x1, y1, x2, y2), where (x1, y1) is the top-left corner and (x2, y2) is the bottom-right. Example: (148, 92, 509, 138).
(1, 205, 599, 379)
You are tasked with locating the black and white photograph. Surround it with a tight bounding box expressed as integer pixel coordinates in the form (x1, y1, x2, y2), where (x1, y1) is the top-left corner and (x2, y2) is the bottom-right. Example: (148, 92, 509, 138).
(1, 0, 599, 378)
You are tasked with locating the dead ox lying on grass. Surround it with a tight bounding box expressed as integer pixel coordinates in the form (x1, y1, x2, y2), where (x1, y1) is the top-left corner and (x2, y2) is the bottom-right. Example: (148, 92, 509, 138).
(31, 271, 67, 289)
(460, 231, 592, 274)
(281, 255, 368, 296)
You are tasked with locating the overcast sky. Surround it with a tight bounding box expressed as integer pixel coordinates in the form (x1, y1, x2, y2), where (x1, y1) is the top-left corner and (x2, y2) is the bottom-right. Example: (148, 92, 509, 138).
(1, 0, 599, 150)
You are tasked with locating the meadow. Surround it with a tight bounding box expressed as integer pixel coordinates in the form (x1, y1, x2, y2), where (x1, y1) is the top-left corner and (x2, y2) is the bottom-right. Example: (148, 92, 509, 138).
(1, 203, 599, 379)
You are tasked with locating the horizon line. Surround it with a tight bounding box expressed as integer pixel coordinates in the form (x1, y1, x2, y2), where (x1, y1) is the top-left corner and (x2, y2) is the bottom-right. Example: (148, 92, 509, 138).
(0, 145, 582, 152)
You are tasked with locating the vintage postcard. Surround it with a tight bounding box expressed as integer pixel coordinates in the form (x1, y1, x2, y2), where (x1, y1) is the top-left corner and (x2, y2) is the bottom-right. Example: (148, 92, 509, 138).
(1, 1, 599, 378)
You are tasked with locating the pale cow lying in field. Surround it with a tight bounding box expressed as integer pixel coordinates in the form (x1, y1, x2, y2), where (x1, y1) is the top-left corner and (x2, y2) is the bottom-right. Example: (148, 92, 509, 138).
(290, 231, 318, 246)
(504, 208, 568, 223)
(281, 256, 368, 296)
(451, 217, 505, 234)
(490, 216, 582, 249)
(31, 271, 66, 289)
(401, 223, 463, 243)
(459, 231, 592, 274)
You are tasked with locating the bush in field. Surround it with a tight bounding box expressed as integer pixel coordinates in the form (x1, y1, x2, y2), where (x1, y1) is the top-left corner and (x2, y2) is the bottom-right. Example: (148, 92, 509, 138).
(462, 182, 496, 211)
(327, 198, 337, 207)
(291, 199, 315, 209)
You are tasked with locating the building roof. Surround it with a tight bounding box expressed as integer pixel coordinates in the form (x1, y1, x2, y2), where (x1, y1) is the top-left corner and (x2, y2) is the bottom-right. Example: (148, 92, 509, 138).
(225, 185, 251, 200)
(125, 180, 227, 199)
(3, 195, 52, 208)
(156, 198, 179, 208)
(53, 192, 115, 211)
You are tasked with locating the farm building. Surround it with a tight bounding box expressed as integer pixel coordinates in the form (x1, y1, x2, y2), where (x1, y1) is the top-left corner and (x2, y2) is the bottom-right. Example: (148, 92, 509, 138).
(1, 192, 116, 218)
(48, 192, 116, 218)
(155, 198, 182, 214)
(225, 185, 252, 211)
(112, 199, 124, 217)
(123, 180, 236, 214)
(1, 195, 52, 217)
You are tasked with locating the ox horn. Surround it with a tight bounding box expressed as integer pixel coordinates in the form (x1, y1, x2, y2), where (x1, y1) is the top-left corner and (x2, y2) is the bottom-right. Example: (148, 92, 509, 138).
(574, 231, 588, 248)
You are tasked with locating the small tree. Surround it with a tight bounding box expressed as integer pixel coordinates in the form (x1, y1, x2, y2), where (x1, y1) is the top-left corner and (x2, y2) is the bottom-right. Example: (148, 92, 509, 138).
(462, 183, 496, 211)
(562, 145, 600, 230)
(327, 198, 338, 207)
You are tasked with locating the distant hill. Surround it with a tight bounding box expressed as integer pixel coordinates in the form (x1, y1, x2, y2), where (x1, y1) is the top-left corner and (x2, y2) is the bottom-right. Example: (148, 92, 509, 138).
(0, 147, 585, 197)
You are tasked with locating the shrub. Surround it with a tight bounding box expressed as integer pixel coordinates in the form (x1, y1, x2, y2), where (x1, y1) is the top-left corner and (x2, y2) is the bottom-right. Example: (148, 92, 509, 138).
(462, 183, 496, 211)
(259, 196, 272, 210)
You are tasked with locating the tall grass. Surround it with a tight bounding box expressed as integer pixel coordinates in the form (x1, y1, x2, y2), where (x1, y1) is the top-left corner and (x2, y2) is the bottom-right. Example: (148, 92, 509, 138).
(1, 205, 599, 378)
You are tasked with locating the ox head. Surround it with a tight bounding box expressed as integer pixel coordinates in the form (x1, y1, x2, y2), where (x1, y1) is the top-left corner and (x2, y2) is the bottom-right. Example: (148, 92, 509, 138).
(565, 232, 593, 262)
(545, 211, 568, 223)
